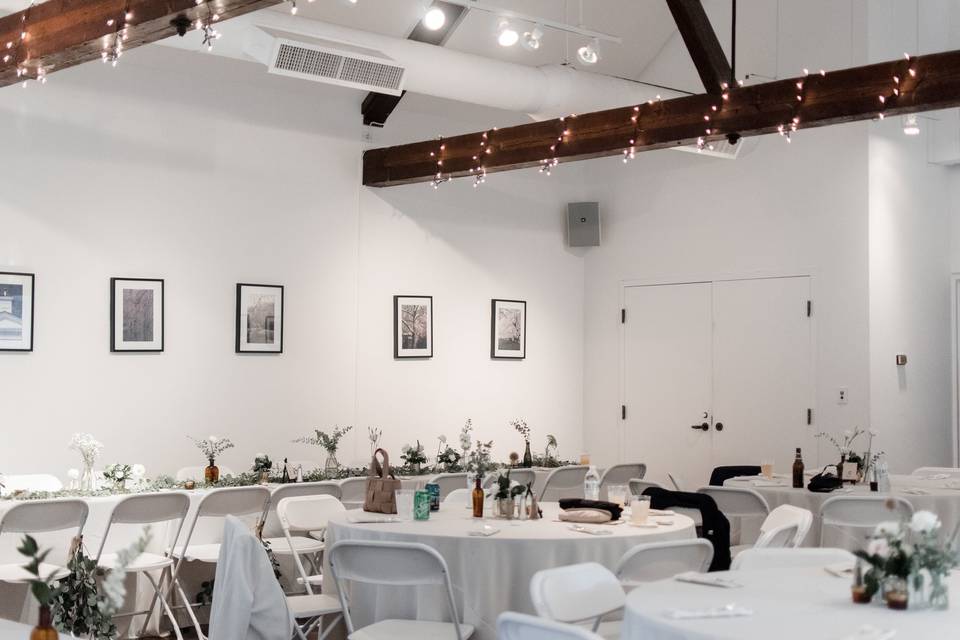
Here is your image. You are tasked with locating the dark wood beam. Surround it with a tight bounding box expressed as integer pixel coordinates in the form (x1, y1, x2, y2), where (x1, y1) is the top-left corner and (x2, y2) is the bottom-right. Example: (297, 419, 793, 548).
(0, 0, 283, 88)
(665, 0, 731, 94)
(361, 0, 467, 128)
(363, 48, 959, 187)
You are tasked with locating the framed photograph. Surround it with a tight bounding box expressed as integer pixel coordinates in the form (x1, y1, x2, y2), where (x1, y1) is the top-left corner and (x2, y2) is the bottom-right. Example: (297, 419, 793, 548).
(0, 271, 35, 352)
(236, 283, 284, 353)
(491, 299, 526, 359)
(111, 278, 164, 352)
(394, 295, 433, 358)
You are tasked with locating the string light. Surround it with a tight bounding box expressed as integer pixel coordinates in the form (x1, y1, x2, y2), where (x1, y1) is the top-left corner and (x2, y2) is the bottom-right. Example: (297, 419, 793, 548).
(194, 1, 222, 52)
(101, 4, 132, 68)
(428, 137, 447, 189)
(7, 2, 38, 87)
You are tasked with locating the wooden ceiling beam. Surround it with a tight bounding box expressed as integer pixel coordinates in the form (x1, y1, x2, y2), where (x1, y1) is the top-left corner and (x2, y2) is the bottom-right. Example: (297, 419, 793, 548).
(363, 49, 960, 187)
(0, 0, 283, 88)
(665, 0, 731, 94)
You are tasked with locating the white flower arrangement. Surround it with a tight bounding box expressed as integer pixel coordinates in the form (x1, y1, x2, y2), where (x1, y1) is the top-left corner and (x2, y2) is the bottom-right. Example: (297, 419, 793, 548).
(459, 418, 473, 456)
(69, 433, 103, 467)
(189, 435, 235, 462)
(102, 464, 133, 486)
(909, 510, 941, 535)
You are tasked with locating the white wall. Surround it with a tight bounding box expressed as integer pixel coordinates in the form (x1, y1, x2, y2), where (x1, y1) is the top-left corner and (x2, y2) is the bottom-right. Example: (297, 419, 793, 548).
(0, 46, 585, 477)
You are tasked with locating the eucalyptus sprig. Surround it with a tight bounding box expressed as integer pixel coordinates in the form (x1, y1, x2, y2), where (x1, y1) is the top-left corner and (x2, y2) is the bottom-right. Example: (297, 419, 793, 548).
(511, 419, 530, 444)
(295, 425, 353, 454)
(17, 535, 59, 606)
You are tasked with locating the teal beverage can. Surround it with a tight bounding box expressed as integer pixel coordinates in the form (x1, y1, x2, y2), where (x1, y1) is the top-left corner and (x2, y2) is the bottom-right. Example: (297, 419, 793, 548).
(414, 489, 431, 520)
(426, 483, 441, 511)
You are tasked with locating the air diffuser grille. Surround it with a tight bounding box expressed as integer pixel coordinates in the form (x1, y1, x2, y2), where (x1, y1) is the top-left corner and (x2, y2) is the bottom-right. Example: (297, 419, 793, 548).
(269, 39, 405, 95)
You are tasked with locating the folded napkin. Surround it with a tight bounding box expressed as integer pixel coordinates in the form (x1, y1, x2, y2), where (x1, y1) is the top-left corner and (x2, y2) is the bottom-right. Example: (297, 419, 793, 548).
(346, 511, 401, 524)
(751, 480, 787, 487)
(558, 498, 623, 520)
(674, 572, 743, 588)
(824, 562, 855, 578)
(567, 524, 613, 536)
(663, 604, 753, 619)
(559, 508, 613, 524)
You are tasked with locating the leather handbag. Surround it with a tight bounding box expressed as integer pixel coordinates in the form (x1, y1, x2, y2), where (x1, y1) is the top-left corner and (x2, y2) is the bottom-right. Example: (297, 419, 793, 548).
(363, 448, 401, 514)
(807, 465, 842, 493)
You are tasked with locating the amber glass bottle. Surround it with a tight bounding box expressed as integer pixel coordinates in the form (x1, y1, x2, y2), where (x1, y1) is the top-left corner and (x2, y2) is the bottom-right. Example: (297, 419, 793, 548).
(472, 475, 484, 518)
(792, 448, 805, 489)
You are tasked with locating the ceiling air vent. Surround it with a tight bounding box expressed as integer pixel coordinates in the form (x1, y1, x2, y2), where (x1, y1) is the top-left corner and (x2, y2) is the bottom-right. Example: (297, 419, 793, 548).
(267, 38, 405, 96)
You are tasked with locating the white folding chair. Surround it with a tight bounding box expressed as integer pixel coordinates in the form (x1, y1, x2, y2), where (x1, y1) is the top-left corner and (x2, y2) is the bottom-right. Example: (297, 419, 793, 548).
(93, 492, 190, 639)
(170, 485, 272, 640)
(539, 466, 589, 502)
(820, 496, 914, 550)
(497, 612, 605, 640)
(0, 499, 88, 583)
(731, 547, 856, 571)
(277, 496, 344, 640)
(599, 464, 646, 500)
(328, 540, 474, 640)
(530, 562, 624, 639)
(443, 488, 472, 506)
(627, 479, 662, 497)
(667, 473, 684, 491)
(697, 486, 770, 545)
(751, 505, 812, 550)
(911, 466, 960, 478)
(0, 474, 63, 495)
(615, 539, 714, 586)
(427, 473, 470, 499)
(175, 466, 236, 482)
(338, 477, 369, 509)
(261, 482, 342, 551)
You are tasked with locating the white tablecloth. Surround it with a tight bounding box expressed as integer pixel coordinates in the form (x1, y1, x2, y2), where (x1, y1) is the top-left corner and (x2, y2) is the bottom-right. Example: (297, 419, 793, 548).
(324, 502, 695, 640)
(622, 566, 959, 640)
(723, 474, 960, 547)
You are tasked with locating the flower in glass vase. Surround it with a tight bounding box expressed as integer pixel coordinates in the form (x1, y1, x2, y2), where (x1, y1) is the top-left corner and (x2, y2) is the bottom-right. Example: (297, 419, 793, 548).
(295, 425, 353, 474)
(511, 419, 533, 468)
(102, 463, 133, 491)
(252, 453, 273, 484)
(69, 433, 103, 492)
(401, 441, 428, 474)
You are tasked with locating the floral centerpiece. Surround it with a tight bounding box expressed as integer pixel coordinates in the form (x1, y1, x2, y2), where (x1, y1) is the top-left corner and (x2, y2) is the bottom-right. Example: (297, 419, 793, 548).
(815, 427, 877, 481)
(189, 435, 234, 484)
(102, 464, 133, 491)
(435, 435, 461, 472)
(491, 471, 527, 519)
(252, 453, 273, 484)
(295, 425, 352, 473)
(401, 441, 428, 474)
(459, 418, 473, 460)
(854, 505, 959, 610)
(511, 419, 533, 468)
(69, 433, 103, 492)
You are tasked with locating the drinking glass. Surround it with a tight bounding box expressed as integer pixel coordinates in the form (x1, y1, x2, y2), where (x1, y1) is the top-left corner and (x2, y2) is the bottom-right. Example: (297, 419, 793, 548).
(395, 489, 415, 521)
(579, 453, 591, 465)
(607, 484, 628, 507)
(760, 459, 775, 479)
(631, 496, 651, 525)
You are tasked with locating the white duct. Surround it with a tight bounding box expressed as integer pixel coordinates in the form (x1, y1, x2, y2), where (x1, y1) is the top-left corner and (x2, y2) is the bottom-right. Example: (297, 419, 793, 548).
(158, 11, 675, 120)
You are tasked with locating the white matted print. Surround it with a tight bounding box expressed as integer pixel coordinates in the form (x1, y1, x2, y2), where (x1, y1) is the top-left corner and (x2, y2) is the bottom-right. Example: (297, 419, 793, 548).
(491, 299, 526, 359)
(0, 272, 35, 352)
(236, 283, 283, 353)
(394, 295, 432, 358)
(111, 278, 164, 352)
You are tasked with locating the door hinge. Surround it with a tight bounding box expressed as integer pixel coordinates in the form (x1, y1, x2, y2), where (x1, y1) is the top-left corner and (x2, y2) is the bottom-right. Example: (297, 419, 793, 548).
(806, 300, 812, 317)
(621, 308, 626, 324)
(621, 405, 627, 420)
(807, 408, 813, 425)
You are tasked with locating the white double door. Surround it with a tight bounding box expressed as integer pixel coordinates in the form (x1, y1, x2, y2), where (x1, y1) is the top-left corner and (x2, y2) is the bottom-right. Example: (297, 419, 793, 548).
(622, 277, 814, 488)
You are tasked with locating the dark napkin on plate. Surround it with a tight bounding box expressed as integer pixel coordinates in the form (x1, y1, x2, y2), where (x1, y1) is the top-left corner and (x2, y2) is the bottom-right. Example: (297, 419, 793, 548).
(558, 498, 623, 521)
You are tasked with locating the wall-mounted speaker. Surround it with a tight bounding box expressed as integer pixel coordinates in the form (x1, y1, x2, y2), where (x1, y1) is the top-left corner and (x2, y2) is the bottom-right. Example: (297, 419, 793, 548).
(567, 202, 601, 247)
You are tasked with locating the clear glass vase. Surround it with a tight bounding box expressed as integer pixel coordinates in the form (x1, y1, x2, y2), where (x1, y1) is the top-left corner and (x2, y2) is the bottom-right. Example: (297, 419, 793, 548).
(324, 453, 340, 474)
(913, 570, 950, 610)
(79, 463, 96, 492)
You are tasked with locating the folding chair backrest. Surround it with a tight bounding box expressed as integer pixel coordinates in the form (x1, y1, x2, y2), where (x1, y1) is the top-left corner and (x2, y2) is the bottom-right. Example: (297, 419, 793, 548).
(196, 486, 271, 518)
(530, 562, 624, 625)
(497, 612, 605, 640)
(615, 539, 714, 584)
(269, 482, 342, 505)
(110, 492, 191, 524)
(338, 477, 369, 505)
(427, 473, 469, 499)
(600, 464, 647, 488)
(443, 488, 471, 506)
(820, 496, 914, 550)
(0, 499, 88, 534)
(760, 504, 812, 548)
(329, 540, 449, 586)
(628, 479, 663, 497)
(539, 466, 589, 501)
(277, 495, 345, 533)
(697, 487, 770, 518)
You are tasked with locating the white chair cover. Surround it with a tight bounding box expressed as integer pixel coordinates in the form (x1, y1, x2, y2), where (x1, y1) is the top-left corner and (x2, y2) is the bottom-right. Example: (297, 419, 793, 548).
(208, 516, 294, 640)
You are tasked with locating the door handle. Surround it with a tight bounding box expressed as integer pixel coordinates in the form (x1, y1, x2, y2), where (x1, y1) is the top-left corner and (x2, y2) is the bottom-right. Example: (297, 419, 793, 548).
(715, 422, 724, 432)
(690, 423, 709, 431)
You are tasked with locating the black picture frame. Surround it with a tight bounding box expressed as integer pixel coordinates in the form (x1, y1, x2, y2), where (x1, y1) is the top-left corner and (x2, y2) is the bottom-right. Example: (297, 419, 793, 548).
(236, 283, 284, 354)
(491, 298, 526, 359)
(393, 295, 433, 359)
(110, 277, 164, 353)
(0, 271, 35, 352)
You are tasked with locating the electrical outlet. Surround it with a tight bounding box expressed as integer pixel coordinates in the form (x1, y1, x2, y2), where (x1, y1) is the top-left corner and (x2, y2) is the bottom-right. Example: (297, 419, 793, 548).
(838, 387, 848, 404)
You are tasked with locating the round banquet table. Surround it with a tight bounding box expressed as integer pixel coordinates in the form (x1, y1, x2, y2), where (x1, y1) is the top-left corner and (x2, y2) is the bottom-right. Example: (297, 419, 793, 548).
(324, 503, 696, 640)
(622, 566, 960, 640)
(723, 474, 960, 547)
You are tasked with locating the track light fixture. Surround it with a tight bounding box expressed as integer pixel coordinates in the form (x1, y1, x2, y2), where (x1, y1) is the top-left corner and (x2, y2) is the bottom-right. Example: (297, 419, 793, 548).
(521, 25, 543, 51)
(577, 38, 599, 65)
(497, 19, 518, 47)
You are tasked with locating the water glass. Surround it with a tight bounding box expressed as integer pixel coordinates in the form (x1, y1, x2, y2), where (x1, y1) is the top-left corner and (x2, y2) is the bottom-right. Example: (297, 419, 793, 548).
(760, 459, 775, 479)
(607, 484, 628, 507)
(579, 453, 591, 465)
(631, 496, 651, 525)
(395, 489, 415, 521)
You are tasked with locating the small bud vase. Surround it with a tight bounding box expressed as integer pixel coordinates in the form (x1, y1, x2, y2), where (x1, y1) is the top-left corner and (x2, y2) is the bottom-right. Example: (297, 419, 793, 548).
(204, 458, 220, 483)
(31, 605, 58, 640)
(324, 454, 340, 474)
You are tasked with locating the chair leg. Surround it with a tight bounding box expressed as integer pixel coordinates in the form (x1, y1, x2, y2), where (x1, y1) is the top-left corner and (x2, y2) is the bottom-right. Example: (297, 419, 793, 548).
(136, 568, 165, 638)
(174, 578, 206, 640)
(145, 571, 184, 640)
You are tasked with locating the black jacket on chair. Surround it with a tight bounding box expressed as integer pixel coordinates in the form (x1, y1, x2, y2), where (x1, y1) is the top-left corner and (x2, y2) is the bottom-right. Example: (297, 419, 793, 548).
(641, 487, 731, 571)
(709, 465, 761, 487)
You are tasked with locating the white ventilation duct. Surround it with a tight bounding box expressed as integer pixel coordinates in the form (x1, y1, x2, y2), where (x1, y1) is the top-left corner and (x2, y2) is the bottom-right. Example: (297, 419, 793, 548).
(159, 11, 675, 120)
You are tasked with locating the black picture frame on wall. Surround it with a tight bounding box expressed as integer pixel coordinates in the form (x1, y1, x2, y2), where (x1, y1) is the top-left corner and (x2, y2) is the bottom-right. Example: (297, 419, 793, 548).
(0, 271, 35, 352)
(394, 295, 433, 359)
(491, 299, 526, 359)
(110, 277, 164, 352)
(236, 283, 284, 354)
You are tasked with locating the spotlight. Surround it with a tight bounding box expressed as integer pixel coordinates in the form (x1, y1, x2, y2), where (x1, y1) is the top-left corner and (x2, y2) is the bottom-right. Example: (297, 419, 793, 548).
(902, 113, 920, 136)
(521, 25, 543, 51)
(577, 38, 599, 65)
(423, 7, 446, 30)
(497, 19, 518, 47)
